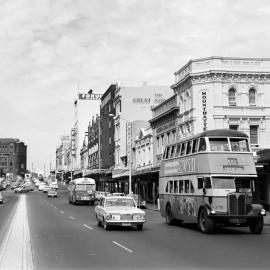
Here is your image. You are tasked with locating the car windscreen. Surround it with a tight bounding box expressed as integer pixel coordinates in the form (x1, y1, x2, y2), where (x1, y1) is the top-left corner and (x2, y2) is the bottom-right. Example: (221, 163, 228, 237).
(75, 184, 95, 191)
(105, 198, 135, 207)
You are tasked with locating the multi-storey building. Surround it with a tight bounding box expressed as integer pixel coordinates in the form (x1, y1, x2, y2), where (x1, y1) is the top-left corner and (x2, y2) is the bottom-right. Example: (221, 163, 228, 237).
(99, 84, 116, 191)
(0, 138, 27, 178)
(111, 82, 172, 194)
(72, 92, 101, 171)
(132, 125, 157, 203)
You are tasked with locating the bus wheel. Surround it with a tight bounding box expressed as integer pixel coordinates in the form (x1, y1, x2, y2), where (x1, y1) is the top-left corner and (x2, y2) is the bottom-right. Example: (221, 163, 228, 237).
(199, 208, 214, 234)
(166, 205, 175, 225)
(249, 216, 263, 234)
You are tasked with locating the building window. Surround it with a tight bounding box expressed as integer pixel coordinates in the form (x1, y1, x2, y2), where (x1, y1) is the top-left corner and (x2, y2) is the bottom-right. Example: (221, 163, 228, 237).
(229, 125, 239, 130)
(249, 88, 256, 106)
(228, 88, 236, 106)
(250, 125, 258, 145)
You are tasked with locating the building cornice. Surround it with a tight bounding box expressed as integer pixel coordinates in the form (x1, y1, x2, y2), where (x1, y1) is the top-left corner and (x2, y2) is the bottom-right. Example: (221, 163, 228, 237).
(172, 71, 270, 90)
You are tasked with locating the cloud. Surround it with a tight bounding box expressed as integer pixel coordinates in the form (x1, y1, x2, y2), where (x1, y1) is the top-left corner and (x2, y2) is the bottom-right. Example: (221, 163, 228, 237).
(1, 0, 270, 172)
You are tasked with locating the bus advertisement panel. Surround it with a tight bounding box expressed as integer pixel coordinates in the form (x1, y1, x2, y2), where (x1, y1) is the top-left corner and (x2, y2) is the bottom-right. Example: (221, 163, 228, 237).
(68, 178, 96, 205)
(159, 129, 265, 234)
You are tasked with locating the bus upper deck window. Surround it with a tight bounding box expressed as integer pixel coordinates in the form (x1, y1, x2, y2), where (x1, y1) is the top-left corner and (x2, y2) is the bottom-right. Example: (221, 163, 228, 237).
(186, 141, 192, 155)
(171, 145, 176, 158)
(198, 138, 206, 152)
(230, 138, 249, 152)
(209, 138, 229, 151)
(192, 139, 199, 153)
(175, 144, 181, 157)
(181, 143, 186, 156)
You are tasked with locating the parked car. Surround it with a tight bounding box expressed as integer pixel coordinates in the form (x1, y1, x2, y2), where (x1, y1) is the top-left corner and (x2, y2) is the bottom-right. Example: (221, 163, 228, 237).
(95, 196, 146, 231)
(23, 182, 34, 192)
(0, 192, 3, 204)
(43, 184, 51, 193)
(14, 185, 29, 193)
(47, 188, 58, 198)
(39, 182, 45, 191)
(49, 182, 58, 190)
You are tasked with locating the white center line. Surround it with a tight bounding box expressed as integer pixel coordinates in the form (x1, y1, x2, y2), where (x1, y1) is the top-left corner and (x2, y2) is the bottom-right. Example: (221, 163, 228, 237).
(112, 241, 133, 253)
(83, 224, 93, 230)
(60, 210, 64, 214)
(69, 216, 75, 220)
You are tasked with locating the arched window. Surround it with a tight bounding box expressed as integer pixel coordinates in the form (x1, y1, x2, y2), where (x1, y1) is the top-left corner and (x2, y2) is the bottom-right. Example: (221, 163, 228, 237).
(228, 88, 236, 106)
(249, 88, 256, 106)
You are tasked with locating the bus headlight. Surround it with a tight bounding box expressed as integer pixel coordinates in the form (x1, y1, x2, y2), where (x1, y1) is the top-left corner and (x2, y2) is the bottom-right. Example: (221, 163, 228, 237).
(261, 209, 266, 216)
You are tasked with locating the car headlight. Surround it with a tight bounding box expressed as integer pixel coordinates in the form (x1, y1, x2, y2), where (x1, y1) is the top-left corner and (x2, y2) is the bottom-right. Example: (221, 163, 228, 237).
(133, 214, 146, 221)
(261, 209, 266, 216)
(111, 215, 121, 221)
(105, 214, 112, 220)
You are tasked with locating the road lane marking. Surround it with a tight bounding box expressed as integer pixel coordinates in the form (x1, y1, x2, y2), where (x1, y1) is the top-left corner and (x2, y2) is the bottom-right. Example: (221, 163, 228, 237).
(60, 210, 64, 214)
(69, 216, 75, 220)
(112, 241, 133, 253)
(83, 224, 93, 230)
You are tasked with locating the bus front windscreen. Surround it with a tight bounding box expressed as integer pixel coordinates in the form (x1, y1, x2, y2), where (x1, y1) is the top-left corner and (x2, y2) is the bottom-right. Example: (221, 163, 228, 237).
(76, 184, 95, 191)
(212, 177, 235, 189)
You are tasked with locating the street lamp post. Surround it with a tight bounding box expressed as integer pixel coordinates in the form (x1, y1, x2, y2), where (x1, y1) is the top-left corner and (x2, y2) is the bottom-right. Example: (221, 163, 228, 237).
(109, 113, 132, 195)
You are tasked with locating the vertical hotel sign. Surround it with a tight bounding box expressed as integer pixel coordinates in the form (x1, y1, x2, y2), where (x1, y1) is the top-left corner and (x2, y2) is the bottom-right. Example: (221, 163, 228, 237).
(201, 89, 208, 131)
(71, 128, 76, 157)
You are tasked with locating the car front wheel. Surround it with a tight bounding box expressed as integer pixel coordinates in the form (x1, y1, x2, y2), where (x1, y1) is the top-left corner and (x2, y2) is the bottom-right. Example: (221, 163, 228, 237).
(103, 218, 109, 230)
(137, 224, 143, 231)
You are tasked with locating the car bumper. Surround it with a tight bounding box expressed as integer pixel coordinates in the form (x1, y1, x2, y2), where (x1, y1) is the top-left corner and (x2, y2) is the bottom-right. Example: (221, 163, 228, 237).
(106, 220, 146, 227)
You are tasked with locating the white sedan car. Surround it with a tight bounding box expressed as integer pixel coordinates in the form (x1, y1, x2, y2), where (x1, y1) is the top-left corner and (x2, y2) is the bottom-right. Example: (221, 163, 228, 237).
(95, 196, 146, 231)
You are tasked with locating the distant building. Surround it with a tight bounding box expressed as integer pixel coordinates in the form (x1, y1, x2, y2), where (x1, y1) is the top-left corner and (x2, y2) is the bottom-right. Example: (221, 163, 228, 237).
(56, 135, 70, 180)
(72, 92, 101, 171)
(0, 138, 27, 178)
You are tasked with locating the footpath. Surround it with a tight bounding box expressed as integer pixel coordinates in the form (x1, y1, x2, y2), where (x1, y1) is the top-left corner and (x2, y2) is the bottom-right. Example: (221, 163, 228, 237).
(0, 194, 34, 270)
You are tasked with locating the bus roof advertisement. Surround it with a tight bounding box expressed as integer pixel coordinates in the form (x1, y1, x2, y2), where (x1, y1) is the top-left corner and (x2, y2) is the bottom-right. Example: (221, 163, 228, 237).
(160, 153, 256, 177)
(163, 158, 195, 175)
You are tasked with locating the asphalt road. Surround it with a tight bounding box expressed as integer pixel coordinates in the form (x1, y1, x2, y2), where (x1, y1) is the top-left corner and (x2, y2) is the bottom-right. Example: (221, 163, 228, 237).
(2, 188, 270, 270)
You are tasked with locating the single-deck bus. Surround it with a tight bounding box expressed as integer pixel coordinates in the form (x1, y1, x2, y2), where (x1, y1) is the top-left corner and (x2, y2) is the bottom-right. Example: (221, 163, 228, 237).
(159, 129, 265, 234)
(68, 178, 96, 205)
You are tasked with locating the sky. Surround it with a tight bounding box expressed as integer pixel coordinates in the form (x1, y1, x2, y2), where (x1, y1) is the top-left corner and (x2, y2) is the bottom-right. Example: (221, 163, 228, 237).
(1, 0, 270, 174)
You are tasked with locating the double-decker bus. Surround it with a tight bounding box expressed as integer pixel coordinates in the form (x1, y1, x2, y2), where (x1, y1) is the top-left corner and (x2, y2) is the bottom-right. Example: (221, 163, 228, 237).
(68, 178, 96, 205)
(159, 129, 266, 234)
